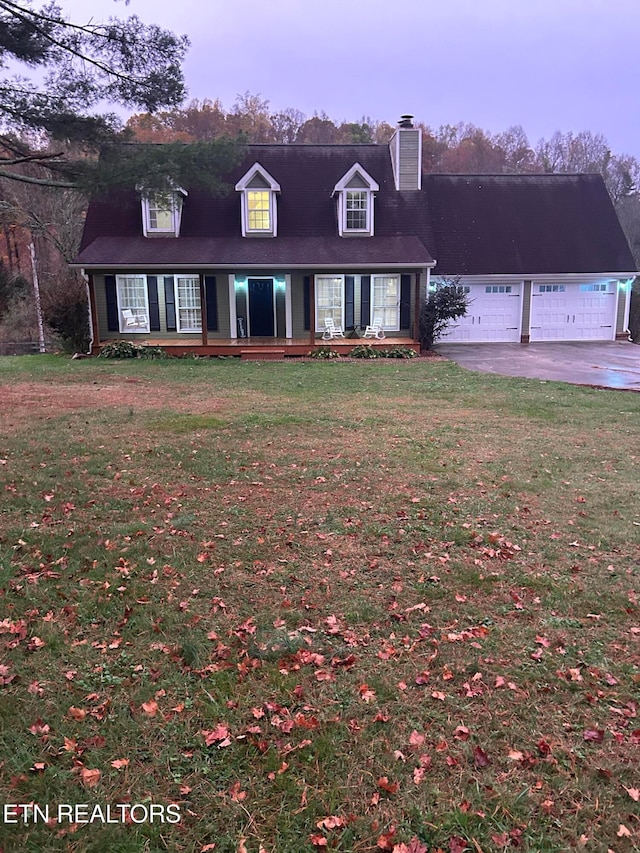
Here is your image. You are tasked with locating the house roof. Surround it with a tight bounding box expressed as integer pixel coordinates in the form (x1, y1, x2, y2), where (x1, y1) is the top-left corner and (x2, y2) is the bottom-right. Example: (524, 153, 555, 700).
(424, 173, 636, 276)
(75, 144, 636, 276)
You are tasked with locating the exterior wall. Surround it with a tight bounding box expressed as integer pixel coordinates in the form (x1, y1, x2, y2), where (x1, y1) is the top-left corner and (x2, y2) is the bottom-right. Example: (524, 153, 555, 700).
(615, 281, 629, 336)
(93, 272, 232, 342)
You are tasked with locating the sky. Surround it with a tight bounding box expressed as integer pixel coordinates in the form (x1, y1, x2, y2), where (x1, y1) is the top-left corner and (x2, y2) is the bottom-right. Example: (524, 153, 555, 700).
(57, 0, 640, 158)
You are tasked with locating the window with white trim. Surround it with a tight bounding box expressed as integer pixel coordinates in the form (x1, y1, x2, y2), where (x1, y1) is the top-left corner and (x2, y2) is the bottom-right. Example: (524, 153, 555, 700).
(247, 190, 272, 231)
(140, 187, 186, 237)
(175, 276, 202, 332)
(116, 275, 150, 333)
(538, 284, 565, 293)
(316, 276, 344, 328)
(345, 190, 369, 231)
(371, 275, 400, 330)
(485, 285, 512, 294)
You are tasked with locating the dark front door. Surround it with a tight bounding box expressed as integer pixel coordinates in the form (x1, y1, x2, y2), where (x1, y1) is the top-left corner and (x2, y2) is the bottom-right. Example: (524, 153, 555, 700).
(248, 278, 275, 337)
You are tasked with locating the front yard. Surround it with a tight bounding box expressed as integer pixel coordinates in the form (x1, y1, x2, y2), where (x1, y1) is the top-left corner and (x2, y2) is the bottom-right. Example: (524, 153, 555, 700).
(0, 356, 638, 853)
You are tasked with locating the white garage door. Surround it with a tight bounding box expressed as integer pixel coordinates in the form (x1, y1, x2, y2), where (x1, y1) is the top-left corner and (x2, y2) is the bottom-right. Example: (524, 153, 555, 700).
(530, 282, 616, 341)
(442, 283, 522, 343)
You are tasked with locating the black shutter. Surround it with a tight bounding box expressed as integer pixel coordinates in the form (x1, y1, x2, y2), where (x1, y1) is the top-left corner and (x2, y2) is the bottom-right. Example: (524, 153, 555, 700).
(345, 276, 355, 329)
(164, 276, 176, 331)
(360, 275, 371, 327)
(147, 276, 160, 331)
(303, 276, 310, 331)
(400, 274, 411, 329)
(105, 275, 118, 331)
(205, 275, 218, 331)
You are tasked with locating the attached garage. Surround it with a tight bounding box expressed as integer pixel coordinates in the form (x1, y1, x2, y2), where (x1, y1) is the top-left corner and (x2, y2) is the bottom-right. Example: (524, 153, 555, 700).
(529, 281, 617, 341)
(442, 282, 522, 342)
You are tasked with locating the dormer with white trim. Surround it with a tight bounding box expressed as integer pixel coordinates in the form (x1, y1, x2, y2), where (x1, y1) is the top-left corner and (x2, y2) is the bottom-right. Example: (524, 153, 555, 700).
(235, 163, 281, 237)
(333, 163, 379, 237)
(139, 184, 187, 238)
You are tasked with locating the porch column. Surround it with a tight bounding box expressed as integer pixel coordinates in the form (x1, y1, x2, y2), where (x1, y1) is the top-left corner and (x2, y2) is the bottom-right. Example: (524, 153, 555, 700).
(199, 273, 208, 347)
(87, 273, 100, 354)
(413, 271, 421, 343)
(309, 274, 316, 346)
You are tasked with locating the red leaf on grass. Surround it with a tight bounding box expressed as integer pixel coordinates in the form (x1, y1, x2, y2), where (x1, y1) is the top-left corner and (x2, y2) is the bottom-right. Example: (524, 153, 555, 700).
(378, 776, 399, 794)
(583, 729, 604, 743)
(473, 746, 491, 767)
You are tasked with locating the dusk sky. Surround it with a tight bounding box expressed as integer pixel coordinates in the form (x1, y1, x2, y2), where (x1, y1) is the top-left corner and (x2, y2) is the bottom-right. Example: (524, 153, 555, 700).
(61, 0, 640, 158)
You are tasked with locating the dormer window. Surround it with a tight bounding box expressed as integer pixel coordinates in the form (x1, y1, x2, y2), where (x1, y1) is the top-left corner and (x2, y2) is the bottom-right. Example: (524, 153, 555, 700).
(333, 163, 379, 237)
(140, 184, 187, 238)
(235, 163, 280, 237)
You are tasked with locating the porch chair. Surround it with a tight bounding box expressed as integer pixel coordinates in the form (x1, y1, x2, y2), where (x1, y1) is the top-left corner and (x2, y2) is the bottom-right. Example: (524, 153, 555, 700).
(363, 317, 386, 340)
(322, 318, 345, 340)
(121, 308, 146, 328)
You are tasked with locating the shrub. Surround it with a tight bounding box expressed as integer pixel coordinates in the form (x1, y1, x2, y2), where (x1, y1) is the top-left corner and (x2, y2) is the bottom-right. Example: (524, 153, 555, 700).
(378, 346, 418, 359)
(309, 346, 340, 359)
(98, 340, 141, 359)
(419, 277, 469, 350)
(349, 344, 380, 359)
(138, 345, 168, 360)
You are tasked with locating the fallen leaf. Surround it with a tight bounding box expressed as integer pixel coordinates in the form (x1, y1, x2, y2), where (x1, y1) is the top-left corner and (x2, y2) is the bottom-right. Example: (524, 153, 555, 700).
(111, 758, 130, 770)
(617, 824, 632, 838)
(68, 706, 86, 721)
(583, 729, 604, 743)
(80, 767, 101, 788)
(473, 746, 491, 767)
(378, 776, 399, 794)
(316, 816, 345, 830)
(141, 700, 158, 717)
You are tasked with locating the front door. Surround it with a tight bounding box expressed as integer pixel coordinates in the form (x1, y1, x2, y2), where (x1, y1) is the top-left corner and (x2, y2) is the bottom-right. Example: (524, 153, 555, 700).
(248, 278, 275, 337)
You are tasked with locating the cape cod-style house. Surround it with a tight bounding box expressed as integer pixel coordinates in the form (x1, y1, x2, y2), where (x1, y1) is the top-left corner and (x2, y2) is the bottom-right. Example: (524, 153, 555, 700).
(72, 117, 637, 356)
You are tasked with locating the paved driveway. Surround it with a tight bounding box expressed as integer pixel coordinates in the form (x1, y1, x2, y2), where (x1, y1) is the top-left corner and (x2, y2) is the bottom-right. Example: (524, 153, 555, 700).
(435, 341, 640, 390)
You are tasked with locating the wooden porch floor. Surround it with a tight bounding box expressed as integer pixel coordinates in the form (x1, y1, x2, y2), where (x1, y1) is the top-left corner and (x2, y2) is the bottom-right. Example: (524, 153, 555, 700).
(96, 337, 420, 358)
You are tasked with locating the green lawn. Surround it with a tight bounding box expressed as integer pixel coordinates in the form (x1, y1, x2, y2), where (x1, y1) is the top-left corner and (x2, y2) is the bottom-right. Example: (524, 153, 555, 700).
(0, 355, 639, 853)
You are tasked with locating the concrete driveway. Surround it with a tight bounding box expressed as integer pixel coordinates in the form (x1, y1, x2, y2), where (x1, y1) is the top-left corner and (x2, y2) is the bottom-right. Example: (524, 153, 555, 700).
(434, 341, 640, 390)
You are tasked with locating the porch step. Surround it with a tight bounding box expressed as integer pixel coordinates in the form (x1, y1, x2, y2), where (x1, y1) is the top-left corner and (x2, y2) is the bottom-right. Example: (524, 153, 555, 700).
(240, 348, 287, 361)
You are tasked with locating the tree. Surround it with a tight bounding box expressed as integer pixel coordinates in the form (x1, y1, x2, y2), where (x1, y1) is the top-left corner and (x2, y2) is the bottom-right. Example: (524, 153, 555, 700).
(0, 0, 241, 192)
(419, 278, 469, 350)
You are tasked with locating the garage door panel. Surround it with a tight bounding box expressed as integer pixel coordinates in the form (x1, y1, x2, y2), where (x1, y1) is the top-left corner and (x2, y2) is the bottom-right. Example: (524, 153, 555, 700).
(530, 283, 616, 342)
(443, 285, 521, 343)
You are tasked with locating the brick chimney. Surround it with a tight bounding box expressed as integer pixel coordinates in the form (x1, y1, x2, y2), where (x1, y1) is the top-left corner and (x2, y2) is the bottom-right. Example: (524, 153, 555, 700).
(389, 114, 422, 191)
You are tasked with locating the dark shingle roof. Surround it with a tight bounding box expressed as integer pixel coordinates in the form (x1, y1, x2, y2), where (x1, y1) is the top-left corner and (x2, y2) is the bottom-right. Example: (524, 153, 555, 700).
(77, 144, 433, 267)
(75, 145, 636, 275)
(424, 173, 636, 275)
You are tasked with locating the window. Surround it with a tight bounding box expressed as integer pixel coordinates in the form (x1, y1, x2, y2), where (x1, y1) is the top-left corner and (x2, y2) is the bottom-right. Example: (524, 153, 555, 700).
(333, 163, 379, 237)
(538, 284, 565, 293)
(345, 191, 368, 231)
(116, 276, 149, 333)
(140, 186, 187, 237)
(485, 285, 512, 294)
(372, 275, 400, 330)
(235, 163, 280, 237)
(247, 190, 272, 231)
(579, 283, 608, 292)
(176, 276, 202, 332)
(316, 276, 343, 329)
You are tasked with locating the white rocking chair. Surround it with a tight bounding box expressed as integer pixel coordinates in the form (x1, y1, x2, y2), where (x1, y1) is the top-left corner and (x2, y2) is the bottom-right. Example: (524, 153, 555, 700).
(363, 318, 386, 340)
(322, 318, 345, 340)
